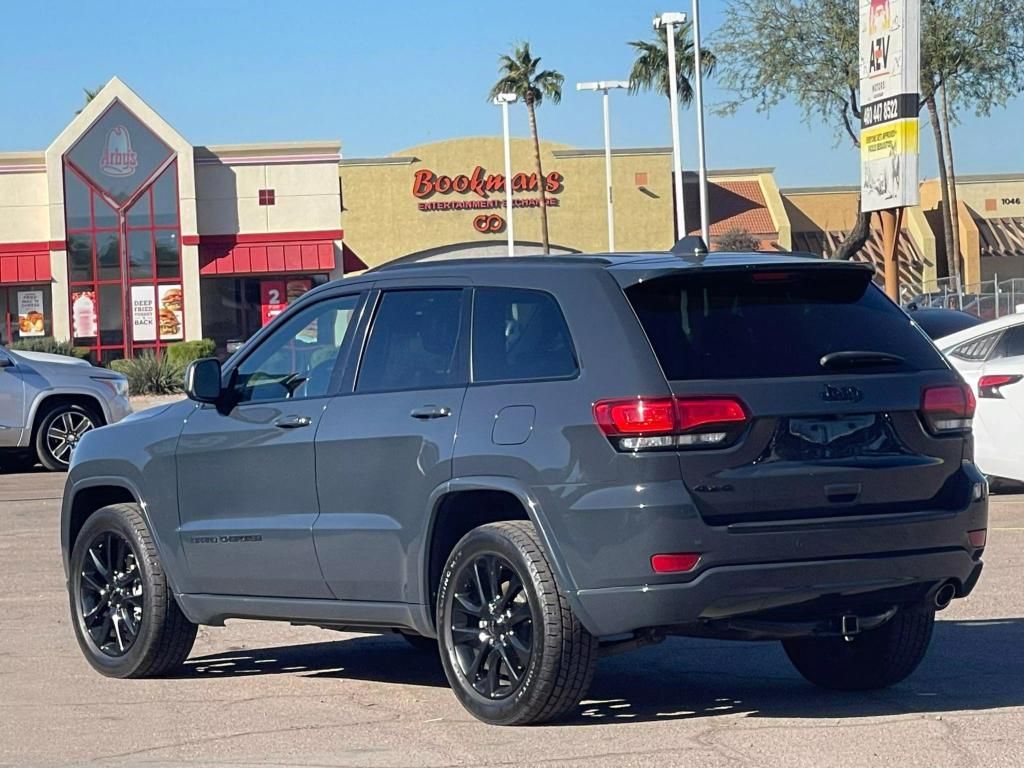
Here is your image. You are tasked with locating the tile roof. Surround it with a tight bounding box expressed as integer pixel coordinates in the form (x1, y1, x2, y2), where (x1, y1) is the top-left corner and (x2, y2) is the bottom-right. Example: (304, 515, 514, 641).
(686, 180, 776, 237)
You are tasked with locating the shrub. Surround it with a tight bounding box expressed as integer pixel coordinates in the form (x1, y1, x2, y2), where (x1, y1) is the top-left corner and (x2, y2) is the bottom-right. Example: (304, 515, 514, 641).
(9, 337, 90, 359)
(713, 227, 761, 252)
(166, 339, 217, 367)
(110, 353, 185, 396)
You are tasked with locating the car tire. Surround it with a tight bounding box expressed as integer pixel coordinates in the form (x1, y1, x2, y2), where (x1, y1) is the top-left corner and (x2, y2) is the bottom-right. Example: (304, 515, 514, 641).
(35, 401, 102, 471)
(400, 632, 438, 652)
(69, 503, 197, 678)
(782, 605, 935, 690)
(436, 520, 596, 725)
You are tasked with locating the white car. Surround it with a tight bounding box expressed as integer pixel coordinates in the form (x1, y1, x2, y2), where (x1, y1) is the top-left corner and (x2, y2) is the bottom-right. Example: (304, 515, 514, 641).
(937, 314, 1024, 483)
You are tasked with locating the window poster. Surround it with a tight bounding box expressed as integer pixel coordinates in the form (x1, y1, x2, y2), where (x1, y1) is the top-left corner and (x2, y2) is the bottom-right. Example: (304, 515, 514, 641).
(158, 284, 184, 340)
(261, 280, 286, 326)
(131, 285, 157, 341)
(17, 290, 45, 337)
(71, 290, 98, 340)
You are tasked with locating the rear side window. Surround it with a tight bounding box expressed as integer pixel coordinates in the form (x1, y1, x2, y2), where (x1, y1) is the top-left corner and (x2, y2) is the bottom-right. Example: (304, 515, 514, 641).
(625, 268, 947, 380)
(357, 289, 466, 392)
(989, 325, 1024, 360)
(472, 288, 577, 383)
(951, 331, 1002, 361)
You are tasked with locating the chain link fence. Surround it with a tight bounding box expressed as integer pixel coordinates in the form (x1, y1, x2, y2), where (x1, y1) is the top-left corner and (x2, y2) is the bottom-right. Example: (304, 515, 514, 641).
(905, 276, 1024, 319)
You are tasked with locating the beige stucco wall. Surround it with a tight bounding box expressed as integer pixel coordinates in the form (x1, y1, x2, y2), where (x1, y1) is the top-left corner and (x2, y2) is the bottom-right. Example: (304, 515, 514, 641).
(0, 158, 49, 243)
(194, 143, 342, 238)
(783, 187, 863, 232)
(340, 137, 681, 268)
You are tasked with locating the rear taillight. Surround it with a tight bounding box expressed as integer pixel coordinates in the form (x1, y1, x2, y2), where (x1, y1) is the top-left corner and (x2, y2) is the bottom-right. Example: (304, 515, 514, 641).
(593, 396, 748, 451)
(921, 383, 975, 435)
(978, 374, 1022, 399)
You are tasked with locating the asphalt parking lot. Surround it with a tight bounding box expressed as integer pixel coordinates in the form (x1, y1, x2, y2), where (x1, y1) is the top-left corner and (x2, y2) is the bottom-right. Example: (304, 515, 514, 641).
(1, 469, 1022, 768)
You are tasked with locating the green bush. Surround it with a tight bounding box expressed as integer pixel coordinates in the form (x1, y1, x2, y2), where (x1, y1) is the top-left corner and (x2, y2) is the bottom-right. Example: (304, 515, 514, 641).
(110, 353, 185, 396)
(166, 339, 217, 366)
(9, 338, 90, 359)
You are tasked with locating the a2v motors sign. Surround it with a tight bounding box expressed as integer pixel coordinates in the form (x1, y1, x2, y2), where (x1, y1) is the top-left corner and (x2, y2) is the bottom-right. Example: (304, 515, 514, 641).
(859, 0, 920, 212)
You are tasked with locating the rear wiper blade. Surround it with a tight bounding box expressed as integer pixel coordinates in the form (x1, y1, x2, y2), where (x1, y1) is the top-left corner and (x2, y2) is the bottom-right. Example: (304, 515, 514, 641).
(820, 350, 905, 368)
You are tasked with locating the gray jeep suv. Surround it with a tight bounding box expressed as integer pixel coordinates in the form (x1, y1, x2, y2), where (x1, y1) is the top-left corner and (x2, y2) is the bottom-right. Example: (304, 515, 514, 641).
(61, 251, 988, 725)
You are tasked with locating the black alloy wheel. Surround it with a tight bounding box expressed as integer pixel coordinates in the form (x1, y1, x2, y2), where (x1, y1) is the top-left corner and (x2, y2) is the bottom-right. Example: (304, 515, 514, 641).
(69, 503, 197, 678)
(449, 553, 534, 700)
(437, 521, 597, 725)
(78, 530, 144, 656)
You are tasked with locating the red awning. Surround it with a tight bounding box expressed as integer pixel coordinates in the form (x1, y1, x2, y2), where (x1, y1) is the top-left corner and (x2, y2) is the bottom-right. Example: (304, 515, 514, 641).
(0, 242, 52, 284)
(197, 230, 340, 276)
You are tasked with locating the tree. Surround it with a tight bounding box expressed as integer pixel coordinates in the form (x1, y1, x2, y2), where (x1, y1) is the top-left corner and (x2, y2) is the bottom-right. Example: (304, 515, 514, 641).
(714, 0, 1024, 280)
(628, 23, 716, 105)
(75, 85, 102, 116)
(714, 227, 761, 251)
(489, 43, 564, 254)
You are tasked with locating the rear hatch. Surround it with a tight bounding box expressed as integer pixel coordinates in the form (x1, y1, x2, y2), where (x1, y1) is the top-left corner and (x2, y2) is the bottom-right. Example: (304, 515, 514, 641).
(618, 262, 973, 526)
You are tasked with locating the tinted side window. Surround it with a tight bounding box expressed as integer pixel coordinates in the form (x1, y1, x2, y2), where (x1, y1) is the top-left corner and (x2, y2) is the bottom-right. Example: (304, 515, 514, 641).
(232, 294, 361, 403)
(993, 325, 1024, 359)
(951, 331, 1002, 361)
(357, 290, 466, 392)
(473, 288, 577, 383)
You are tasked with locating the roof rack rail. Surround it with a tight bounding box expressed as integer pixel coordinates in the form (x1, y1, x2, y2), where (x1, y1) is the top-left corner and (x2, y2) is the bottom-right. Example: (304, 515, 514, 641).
(670, 235, 708, 258)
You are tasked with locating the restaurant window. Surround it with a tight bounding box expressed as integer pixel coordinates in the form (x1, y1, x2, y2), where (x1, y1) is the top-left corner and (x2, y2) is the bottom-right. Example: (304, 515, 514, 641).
(1, 286, 54, 346)
(62, 100, 183, 363)
(201, 275, 328, 358)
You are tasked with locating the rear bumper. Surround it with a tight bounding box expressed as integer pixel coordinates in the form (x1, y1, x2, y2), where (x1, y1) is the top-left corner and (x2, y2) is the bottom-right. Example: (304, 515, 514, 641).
(572, 548, 983, 638)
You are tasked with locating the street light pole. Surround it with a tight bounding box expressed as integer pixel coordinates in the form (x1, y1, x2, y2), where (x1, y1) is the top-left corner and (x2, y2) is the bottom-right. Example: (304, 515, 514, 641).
(691, 0, 710, 246)
(577, 80, 630, 251)
(493, 93, 518, 257)
(654, 11, 688, 240)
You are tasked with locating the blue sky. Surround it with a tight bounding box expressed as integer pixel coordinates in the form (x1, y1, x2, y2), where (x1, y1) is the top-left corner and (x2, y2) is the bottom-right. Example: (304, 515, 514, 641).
(1, 0, 1019, 187)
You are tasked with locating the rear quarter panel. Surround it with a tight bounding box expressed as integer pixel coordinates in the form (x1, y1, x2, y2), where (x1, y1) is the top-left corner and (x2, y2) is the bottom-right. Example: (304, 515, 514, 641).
(453, 267, 690, 591)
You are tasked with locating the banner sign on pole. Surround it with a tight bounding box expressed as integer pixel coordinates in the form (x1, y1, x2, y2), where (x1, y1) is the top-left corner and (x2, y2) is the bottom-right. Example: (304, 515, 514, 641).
(859, 0, 920, 212)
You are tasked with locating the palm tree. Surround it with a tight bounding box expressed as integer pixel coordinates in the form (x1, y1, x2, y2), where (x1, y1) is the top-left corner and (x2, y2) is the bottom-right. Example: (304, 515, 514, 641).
(75, 85, 103, 116)
(628, 24, 716, 104)
(489, 43, 563, 254)
(629, 25, 715, 239)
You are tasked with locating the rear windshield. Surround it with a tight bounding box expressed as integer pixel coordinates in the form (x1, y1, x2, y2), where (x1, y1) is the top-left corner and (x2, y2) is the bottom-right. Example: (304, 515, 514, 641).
(624, 268, 946, 380)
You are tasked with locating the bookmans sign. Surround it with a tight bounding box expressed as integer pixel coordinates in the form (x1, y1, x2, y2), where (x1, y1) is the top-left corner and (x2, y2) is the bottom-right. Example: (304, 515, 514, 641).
(859, 0, 920, 212)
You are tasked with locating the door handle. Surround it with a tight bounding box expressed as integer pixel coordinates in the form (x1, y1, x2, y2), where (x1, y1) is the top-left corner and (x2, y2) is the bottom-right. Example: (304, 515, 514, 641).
(274, 415, 313, 429)
(410, 405, 452, 420)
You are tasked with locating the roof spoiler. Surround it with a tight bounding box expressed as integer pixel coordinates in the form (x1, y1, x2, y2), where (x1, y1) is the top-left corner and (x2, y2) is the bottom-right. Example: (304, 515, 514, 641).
(670, 235, 709, 258)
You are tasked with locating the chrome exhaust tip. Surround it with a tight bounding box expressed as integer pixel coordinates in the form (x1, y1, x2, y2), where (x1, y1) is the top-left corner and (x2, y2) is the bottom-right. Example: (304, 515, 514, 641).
(934, 582, 957, 610)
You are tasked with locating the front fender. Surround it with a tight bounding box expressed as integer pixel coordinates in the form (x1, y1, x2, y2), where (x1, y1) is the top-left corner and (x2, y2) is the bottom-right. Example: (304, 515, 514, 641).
(26, 386, 112, 441)
(60, 400, 193, 593)
(61, 472, 143, 575)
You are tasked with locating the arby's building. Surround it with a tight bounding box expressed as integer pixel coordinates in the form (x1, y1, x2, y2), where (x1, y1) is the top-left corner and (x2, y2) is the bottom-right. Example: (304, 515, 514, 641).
(0, 77, 346, 360)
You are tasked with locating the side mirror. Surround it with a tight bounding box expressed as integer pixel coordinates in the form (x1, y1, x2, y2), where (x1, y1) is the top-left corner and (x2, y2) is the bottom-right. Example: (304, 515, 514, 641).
(0, 353, 13, 368)
(184, 357, 223, 403)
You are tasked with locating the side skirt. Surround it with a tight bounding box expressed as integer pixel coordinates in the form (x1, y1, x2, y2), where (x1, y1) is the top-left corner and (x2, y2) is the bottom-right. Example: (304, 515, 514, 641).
(176, 593, 435, 635)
